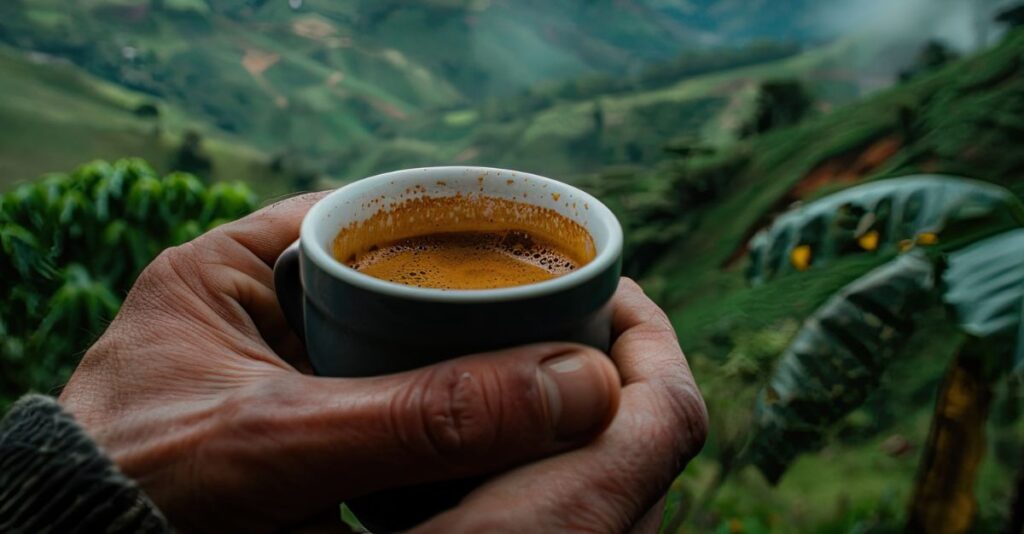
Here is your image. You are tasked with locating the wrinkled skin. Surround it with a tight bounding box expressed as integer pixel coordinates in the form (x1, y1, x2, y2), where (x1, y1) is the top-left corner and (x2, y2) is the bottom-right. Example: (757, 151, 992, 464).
(60, 192, 708, 533)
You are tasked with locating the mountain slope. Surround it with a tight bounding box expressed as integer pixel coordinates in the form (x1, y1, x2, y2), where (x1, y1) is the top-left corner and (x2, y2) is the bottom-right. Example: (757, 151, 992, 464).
(0, 0, 717, 161)
(0, 46, 296, 196)
(337, 35, 908, 181)
(595, 28, 1024, 531)
(2, 0, 889, 167)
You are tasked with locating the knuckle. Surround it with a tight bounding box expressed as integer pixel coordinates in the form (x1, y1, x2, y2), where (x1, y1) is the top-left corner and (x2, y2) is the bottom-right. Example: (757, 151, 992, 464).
(619, 276, 643, 293)
(396, 364, 505, 463)
(139, 247, 176, 280)
(637, 309, 678, 342)
(118, 246, 196, 316)
(148, 243, 199, 282)
(652, 378, 709, 462)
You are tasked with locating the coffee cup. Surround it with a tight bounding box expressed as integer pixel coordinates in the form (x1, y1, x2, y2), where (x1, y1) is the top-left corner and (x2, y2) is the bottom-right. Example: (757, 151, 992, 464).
(274, 166, 623, 531)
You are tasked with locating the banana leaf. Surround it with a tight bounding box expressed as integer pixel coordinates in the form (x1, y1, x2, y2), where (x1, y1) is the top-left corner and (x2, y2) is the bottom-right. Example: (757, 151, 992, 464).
(943, 229, 1024, 372)
(746, 252, 937, 482)
(747, 176, 1024, 284)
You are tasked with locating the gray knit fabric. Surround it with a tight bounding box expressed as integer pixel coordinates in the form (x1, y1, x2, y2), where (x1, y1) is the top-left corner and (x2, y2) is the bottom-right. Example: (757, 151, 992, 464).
(0, 395, 170, 533)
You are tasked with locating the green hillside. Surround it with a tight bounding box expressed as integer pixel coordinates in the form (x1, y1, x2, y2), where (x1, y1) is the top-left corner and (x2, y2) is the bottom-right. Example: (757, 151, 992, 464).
(339, 35, 904, 181)
(0, 0, 723, 164)
(0, 46, 298, 197)
(607, 28, 1024, 531)
(0, 0, 949, 187)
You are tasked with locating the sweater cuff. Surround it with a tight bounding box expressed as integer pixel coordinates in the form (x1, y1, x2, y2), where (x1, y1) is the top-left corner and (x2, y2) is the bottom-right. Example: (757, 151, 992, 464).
(0, 394, 170, 533)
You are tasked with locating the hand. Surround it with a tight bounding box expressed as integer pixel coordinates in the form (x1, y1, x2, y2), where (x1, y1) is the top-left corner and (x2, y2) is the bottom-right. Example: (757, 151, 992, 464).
(412, 279, 708, 533)
(59, 193, 623, 533)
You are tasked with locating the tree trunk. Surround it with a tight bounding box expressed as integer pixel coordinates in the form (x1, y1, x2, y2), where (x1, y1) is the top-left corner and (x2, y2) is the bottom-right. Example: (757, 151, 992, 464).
(1005, 455, 1024, 534)
(906, 348, 993, 534)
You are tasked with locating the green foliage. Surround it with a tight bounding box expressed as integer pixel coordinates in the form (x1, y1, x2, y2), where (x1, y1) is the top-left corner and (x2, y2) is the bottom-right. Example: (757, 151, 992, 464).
(899, 40, 961, 82)
(740, 79, 814, 137)
(583, 149, 752, 278)
(739, 181, 1024, 494)
(943, 228, 1024, 371)
(721, 320, 801, 382)
(745, 252, 938, 483)
(747, 176, 1024, 285)
(0, 159, 256, 408)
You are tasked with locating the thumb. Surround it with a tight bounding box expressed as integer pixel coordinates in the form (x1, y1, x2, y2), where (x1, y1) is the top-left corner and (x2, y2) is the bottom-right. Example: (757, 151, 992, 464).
(316, 342, 620, 488)
(228, 343, 620, 519)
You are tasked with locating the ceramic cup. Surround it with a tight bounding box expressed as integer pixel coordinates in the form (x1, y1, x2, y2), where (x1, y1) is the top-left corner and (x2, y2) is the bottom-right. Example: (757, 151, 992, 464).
(274, 166, 623, 532)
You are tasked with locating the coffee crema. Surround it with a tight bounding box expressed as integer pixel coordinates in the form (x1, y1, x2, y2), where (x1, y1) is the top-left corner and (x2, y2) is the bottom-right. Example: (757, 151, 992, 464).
(332, 194, 596, 290)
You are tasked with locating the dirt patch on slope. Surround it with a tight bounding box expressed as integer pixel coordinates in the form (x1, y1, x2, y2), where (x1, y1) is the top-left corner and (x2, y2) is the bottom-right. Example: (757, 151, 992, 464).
(721, 134, 902, 269)
(789, 136, 901, 198)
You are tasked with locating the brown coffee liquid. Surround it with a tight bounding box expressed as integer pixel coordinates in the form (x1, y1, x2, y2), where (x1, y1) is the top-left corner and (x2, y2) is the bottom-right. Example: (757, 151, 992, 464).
(333, 193, 596, 290)
(349, 230, 580, 289)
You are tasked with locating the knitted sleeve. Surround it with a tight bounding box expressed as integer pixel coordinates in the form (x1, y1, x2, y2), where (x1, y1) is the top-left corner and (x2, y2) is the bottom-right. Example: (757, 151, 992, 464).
(0, 394, 170, 533)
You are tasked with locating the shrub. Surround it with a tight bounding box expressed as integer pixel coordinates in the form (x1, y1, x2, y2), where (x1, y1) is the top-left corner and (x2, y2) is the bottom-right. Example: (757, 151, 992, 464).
(0, 159, 256, 409)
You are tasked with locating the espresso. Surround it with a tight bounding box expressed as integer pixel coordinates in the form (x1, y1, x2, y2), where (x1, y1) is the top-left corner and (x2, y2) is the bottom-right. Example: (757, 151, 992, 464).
(333, 194, 596, 290)
(348, 230, 581, 289)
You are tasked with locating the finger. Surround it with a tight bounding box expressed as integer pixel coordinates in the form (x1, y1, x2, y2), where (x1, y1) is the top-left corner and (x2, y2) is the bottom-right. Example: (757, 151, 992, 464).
(163, 192, 330, 368)
(207, 343, 621, 521)
(218, 190, 332, 266)
(608, 278, 705, 460)
(160, 231, 310, 371)
(610, 278, 685, 385)
(412, 391, 688, 534)
(413, 282, 707, 533)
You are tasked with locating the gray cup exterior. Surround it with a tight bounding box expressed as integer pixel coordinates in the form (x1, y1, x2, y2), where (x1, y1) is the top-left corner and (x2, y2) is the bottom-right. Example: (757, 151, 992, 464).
(293, 245, 620, 377)
(273, 166, 623, 532)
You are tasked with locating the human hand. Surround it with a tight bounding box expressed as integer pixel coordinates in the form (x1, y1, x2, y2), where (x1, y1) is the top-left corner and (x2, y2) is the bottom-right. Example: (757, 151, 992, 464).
(412, 279, 708, 534)
(59, 193, 623, 532)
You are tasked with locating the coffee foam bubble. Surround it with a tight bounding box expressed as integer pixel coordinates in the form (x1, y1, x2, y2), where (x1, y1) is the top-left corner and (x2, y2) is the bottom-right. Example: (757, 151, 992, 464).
(333, 194, 596, 290)
(349, 230, 579, 290)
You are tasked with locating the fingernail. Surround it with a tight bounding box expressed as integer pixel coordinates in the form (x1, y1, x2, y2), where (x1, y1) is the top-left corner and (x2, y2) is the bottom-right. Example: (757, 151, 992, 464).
(538, 352, 615, 440)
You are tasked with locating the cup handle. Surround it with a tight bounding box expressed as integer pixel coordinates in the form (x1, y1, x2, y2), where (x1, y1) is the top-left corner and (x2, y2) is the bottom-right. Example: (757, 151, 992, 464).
(274, 240, 305, 343)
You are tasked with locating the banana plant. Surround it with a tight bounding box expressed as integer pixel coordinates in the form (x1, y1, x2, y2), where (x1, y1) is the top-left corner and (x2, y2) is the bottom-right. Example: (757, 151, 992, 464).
(747, 251, 938, 482)
(943, 229, 1024, 370)
(739, 176, 1024, 534)
(746, 175, 1024, 284)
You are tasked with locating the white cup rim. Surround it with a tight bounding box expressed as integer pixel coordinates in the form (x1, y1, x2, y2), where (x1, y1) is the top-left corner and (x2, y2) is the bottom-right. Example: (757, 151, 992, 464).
(300, 166, 623, 303)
